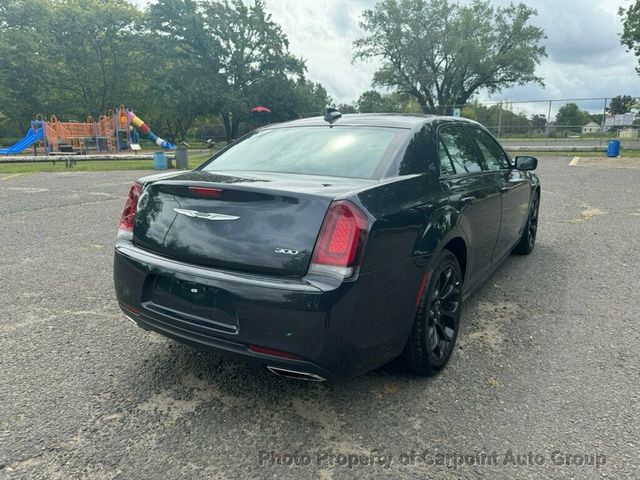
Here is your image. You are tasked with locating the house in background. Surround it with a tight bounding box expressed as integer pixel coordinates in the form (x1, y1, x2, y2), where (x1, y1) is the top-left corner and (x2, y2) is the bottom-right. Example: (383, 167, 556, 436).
(582, 121, 601, 134)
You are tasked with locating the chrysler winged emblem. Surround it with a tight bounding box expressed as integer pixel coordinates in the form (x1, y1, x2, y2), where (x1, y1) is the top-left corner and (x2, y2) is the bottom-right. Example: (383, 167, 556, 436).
(173, 208, 240, 221)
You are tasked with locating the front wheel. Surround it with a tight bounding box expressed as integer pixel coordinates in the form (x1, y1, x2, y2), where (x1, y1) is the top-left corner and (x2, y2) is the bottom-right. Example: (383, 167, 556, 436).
(401, 250, 462, 376)
(513, 191, 539, 255)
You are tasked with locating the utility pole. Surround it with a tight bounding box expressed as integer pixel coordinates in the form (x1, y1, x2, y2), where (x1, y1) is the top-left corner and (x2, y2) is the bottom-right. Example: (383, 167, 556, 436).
(545, 100, 552, 146)
(599, 98, 607, 147)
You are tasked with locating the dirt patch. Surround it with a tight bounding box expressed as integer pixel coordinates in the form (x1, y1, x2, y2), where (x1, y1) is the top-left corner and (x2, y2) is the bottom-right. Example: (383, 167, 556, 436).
(136, 373, 245, 421)
(458, 300, 522, 351)
(568, 207, 605, 224)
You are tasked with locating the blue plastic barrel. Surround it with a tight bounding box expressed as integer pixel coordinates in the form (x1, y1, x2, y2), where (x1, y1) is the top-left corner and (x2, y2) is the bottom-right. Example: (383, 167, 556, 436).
(153, 151, 168, 170)
(607, 140, 620, 157)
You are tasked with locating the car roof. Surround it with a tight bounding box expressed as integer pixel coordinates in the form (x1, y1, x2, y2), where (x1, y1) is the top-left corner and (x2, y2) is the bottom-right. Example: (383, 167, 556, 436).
(264, 113, 481, 130)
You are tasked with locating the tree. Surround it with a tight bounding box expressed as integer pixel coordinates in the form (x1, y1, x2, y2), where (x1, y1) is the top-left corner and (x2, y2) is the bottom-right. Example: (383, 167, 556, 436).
(0, 0, 145, 129)
(460, 101, 530, 135)
(356, 89, 422, 113)
(607, 95, 635, 114)
(356, 90, 385, 113)
(336, 103, 358, 114)
(555, 103, 591, 132)
(247, 78, 331, 122)
(148, 0, 305, 142)
(620, 1, 640, 74)
(353, 0, 546, 113)
(140, 4, 224, 141)
(531, 114, 547, 131)
(0, 0, 53, 132)
(0, 0, 333, 143)
(46, 0, 144, 116)
(291, 80, 332, 118)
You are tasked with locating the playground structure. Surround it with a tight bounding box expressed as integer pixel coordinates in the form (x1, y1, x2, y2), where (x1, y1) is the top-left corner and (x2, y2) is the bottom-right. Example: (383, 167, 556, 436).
(0, 106, 175, 155)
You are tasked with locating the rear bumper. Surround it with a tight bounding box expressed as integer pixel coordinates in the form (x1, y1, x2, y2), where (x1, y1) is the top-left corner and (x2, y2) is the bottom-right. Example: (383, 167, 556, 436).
(114, 242, 420, 379)
(119, 302, 335, 381)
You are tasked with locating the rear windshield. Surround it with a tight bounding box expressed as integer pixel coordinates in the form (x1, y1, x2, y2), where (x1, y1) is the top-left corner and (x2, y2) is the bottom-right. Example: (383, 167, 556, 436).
(201, 126, 407, 179)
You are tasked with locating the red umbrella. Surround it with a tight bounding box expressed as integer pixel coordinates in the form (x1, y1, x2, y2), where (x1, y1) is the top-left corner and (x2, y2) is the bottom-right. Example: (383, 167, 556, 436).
(251, 106, 271, 113)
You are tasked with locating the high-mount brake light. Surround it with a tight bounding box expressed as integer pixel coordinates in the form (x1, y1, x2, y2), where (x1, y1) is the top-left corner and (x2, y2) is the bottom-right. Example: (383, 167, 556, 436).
(188, 186, 223, 197)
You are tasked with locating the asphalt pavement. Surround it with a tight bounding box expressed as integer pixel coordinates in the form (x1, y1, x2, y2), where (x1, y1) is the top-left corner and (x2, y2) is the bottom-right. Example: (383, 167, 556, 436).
(1, 157, 639, 479)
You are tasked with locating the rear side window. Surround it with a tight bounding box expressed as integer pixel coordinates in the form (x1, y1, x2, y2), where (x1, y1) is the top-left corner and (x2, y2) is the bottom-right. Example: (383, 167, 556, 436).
(467, 127, 511, 170)
(439, 126, 483, 174)
(397, 127, 429, 175)
(438, 139, 456, 176)
(203, 126, 408, 179)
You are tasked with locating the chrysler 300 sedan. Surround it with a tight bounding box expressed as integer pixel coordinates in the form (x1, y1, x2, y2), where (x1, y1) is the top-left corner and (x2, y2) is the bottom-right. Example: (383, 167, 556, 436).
(114, 112, 539, 381)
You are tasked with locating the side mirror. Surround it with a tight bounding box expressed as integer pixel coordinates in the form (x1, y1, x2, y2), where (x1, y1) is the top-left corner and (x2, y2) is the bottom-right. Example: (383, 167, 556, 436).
(515, 156, 538, 171)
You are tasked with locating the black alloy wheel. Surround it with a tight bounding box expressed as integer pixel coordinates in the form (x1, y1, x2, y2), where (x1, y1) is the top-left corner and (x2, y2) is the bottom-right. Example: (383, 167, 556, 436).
(402, 250, 462, 376)
(513, 192, 539, 255)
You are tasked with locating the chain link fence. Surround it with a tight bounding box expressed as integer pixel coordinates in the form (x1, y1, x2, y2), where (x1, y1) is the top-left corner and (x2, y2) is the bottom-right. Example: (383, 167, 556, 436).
(439, 97, 639, 150)
(194, 97, 639, 151)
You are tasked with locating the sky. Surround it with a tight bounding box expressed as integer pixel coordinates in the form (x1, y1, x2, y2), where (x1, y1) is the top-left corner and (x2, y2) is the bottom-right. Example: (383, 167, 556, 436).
(137, 0, 639, 112)
(263, 0, 639, 111)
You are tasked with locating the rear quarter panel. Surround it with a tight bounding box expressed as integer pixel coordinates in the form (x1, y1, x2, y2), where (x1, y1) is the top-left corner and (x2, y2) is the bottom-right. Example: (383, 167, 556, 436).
(326, 168, 466, 369)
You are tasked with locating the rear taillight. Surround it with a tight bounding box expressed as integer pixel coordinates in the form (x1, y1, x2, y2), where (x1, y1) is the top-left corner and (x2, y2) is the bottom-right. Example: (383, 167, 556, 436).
(118, 182, 142, 234)
(309, 200, 368, 279)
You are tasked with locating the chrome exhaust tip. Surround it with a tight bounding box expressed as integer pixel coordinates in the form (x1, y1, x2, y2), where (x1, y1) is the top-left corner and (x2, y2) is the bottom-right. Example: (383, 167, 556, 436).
(266, 366, 326, 382)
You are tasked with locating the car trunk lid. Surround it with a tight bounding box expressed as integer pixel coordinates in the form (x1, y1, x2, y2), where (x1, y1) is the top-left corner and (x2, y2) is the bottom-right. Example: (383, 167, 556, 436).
(133, 170, 374, 277)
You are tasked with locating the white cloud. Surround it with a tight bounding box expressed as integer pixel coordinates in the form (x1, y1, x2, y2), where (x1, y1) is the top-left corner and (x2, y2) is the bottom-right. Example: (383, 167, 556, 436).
(266, 0, 639, 104)
(265, 0, 378, 103)
(137, 0, 639, 104)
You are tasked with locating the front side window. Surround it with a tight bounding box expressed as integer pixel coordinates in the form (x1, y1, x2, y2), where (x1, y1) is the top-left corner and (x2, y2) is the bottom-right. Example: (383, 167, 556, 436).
(202, 126, 408, 179)
(467, 127, 511, 170)
(439, 126, 483, 174)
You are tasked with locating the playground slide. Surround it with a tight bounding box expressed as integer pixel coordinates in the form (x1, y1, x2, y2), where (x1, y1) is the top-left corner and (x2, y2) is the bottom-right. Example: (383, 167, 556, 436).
(127, 111, 175, 149)
(0, 127, 44, 155)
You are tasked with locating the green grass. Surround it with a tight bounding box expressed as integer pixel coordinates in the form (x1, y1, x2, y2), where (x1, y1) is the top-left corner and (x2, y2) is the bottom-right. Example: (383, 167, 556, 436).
(0, 153, 213, 175)
(2, 149, 637, 176)
(507, 150, 640, 158)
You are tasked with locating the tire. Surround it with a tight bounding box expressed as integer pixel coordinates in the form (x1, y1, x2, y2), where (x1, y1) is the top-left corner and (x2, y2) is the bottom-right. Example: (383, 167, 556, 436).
(401, 250, 463, 376)
(512, 191, 539, 255)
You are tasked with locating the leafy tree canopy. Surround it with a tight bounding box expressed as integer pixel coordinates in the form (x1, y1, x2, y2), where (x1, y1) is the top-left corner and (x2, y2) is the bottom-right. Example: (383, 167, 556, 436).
(620, 1, 640, 74)
(461, 101, 530, 134)
(353, 0, 546, 113)
(555, 103, 592, 131)
(0, 0, 142, 131)
(356, 90, 422, 113)
(607, 95, 635, 115)
(0, 0, 332, 142)
(148, 0, 305, 141)
(531, 114, 547, 130)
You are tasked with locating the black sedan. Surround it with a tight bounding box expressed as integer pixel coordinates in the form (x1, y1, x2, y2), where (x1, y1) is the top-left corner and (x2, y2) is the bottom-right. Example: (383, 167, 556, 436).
(114, 113, 540, 381)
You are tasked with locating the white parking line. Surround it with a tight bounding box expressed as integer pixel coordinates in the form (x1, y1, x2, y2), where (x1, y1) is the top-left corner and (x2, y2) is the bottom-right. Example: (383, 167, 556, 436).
(0, 173, 28, 181)
(7, 187, 49, 192)
(569, 156, 580, 166)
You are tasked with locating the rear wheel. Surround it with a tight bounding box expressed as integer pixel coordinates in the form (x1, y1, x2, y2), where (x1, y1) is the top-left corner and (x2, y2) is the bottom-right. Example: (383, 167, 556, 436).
(401, 250, 462, 376)
(513, 192, 539, 255)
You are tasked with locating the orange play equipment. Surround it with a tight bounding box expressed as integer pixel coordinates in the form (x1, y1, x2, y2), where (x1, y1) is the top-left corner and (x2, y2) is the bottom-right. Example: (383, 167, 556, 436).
(0, 106, 174, 155)
(43, 113, 116, 153)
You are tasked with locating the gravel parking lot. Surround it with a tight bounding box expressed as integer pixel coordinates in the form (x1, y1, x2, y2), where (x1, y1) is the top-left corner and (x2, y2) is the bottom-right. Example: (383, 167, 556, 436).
(1, 157, 639, 479)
